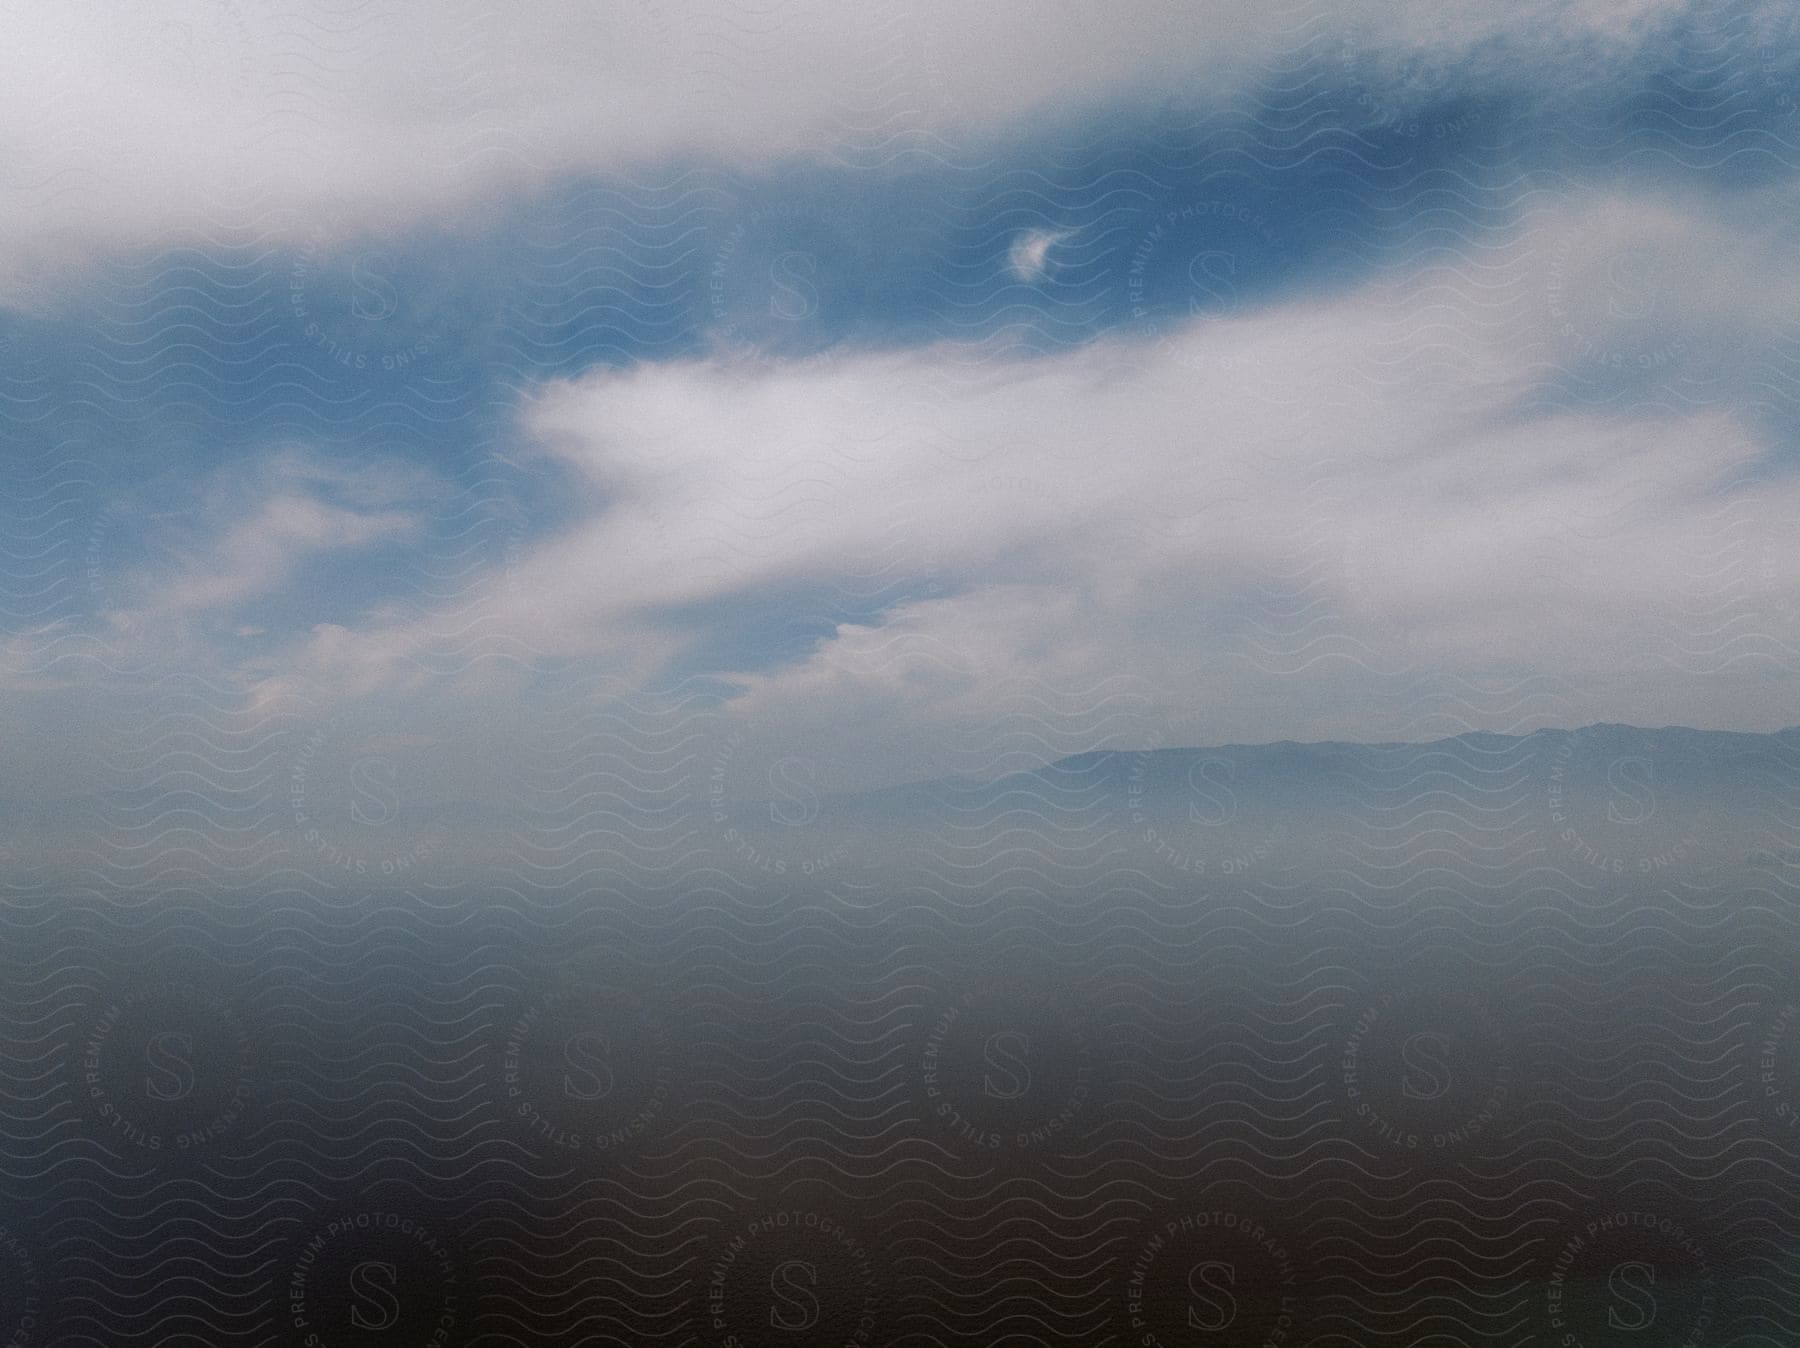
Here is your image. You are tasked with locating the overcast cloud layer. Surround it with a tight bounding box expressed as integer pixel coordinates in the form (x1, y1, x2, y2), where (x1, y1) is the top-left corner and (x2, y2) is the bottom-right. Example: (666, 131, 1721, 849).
(0, 0, 1778, 294)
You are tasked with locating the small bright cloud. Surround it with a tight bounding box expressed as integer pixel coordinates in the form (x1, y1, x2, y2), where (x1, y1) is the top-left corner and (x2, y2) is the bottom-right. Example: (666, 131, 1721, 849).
(1008, 228, 1069, 282)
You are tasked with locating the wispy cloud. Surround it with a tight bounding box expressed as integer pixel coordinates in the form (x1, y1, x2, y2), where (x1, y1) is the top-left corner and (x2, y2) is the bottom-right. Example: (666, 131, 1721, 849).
(100, 450, 438, 636)
(226, 184, 1800, 788)
(1008, 229, 1070, 282)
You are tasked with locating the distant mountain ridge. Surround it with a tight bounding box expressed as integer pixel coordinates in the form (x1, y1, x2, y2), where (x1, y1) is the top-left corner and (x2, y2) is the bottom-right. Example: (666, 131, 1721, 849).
(718, 724, 1800, 882)
(818, 723, 1800, 813)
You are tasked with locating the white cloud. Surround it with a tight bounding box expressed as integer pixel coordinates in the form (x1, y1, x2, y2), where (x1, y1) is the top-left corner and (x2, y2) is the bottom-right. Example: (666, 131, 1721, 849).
(103, 449, 436, 633)
(252, 184, 1800, 788)
(1008, 229, 1069, 282)
(0, 0, 1730, 302)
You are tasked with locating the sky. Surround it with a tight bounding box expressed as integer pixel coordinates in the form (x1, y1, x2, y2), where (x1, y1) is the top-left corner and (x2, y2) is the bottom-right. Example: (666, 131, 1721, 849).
(3, 0, 1799, 880)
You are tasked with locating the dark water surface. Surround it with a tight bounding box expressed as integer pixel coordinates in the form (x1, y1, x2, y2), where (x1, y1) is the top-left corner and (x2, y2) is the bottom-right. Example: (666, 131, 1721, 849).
(3, 729, 1798, 1344)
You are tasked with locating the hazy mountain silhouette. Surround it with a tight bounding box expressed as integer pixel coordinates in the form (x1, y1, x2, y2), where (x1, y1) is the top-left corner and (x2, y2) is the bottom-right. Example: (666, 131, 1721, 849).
(724, 724, 1800, 885)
